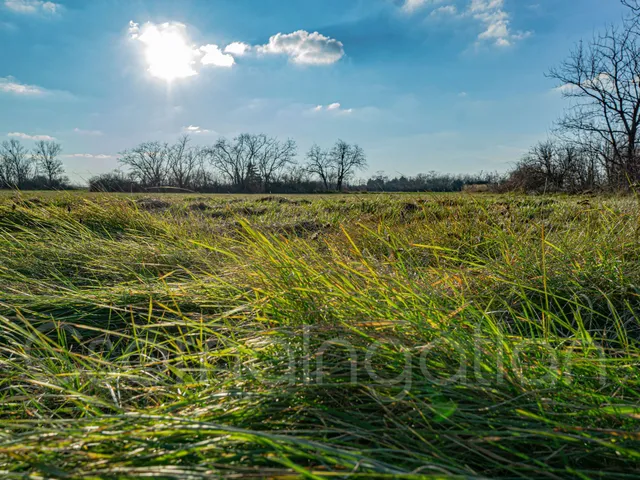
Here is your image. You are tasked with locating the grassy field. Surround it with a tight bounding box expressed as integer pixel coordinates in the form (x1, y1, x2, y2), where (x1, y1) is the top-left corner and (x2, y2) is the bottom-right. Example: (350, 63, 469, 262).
(0, 190, 639, 479)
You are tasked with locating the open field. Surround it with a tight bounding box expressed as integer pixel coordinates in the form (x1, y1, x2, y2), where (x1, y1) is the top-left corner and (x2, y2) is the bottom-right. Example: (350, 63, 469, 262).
(1, 191, 639, 479)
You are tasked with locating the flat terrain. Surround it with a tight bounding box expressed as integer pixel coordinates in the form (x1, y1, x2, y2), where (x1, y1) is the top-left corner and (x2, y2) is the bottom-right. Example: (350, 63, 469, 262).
(1, 191, 639, 479)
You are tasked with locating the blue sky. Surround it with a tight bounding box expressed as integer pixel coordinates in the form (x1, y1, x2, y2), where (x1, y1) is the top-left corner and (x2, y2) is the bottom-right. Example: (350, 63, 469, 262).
(0, 0, 626, 183)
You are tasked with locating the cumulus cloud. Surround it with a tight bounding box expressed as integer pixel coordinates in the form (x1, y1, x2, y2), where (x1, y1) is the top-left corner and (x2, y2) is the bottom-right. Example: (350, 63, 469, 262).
(258, 30, 345, 65)
(128, 21, 250, 80)
(200, 45, 235, 67)
(4, 0, 60, 14)
(128, 21, 345, 81)
(552, 74, 615, 95)
(224, 42, 251, 56)
(469, 0, 531, 47)
(0, 77, 47, 95)
(8, 132, 56, 141)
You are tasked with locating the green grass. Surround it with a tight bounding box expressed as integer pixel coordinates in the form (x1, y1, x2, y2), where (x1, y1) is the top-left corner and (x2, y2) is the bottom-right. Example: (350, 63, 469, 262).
(0, 191, 639, 479)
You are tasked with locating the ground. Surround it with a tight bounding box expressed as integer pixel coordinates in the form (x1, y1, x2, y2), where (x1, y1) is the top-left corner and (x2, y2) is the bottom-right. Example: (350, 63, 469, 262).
(0, 190, 639, 479)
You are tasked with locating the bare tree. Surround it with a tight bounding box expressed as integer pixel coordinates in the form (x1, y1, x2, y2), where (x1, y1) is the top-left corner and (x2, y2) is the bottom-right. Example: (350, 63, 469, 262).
(330, 140, 367, 191)
(205, 136, 250, 190)
(506, 138, 604, 193)
(548, 16, 640, 185)
(167, 135, 202, 190)
(256, 137, 297, 191)
(32, 140, 64, 187)
(0, 147, 11, 188)
(305, 144, 333, 191)
(205, 133, 297, 192)
(118, 141, 168, 187)
(0, 139, 33, 189)
(623, 0, 640, 15)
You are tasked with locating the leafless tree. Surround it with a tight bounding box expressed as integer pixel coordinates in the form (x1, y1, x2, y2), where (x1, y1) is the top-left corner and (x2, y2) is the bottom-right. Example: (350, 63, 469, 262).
(623, 0, 640, 15)
(118, 141, 168, 187)
(256, 137, 297, 191)
(32, 140, 64, 187)
(548, 15, 640, 185)
(167, 135, 203, 190)
(305, 144, 334, 191)
(330, 140, 367, 191)
(0, 139, 33, 189)
(205, 133, 296, 192)
(205, 135, 251, 190)
(507, 139, 603, 192)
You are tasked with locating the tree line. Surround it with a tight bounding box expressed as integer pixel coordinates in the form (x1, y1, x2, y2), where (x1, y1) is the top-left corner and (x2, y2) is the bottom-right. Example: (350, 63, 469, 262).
(0, 132, 497, 193)
(0, 139, 69, 190)
(86, 135, 371, 193)
(506, 0, 640, 192)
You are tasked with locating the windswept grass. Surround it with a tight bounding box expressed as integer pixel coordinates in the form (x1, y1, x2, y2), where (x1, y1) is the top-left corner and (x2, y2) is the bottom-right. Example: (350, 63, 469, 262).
(0, 191, 639, 478)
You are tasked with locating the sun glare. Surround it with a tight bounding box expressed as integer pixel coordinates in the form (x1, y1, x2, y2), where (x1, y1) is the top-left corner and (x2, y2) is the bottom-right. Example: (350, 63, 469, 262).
(135, 22, 199, 82)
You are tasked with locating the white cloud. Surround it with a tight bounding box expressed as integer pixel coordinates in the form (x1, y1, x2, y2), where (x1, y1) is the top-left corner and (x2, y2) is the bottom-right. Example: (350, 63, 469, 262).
(8, 132, 56, 141)
(63, 153, 113, 159)
(128, 20, 140, 39)
(312, 103, 354, 114)
(403, 0, 427, 13)
(224, 42, 250, 56)
(182, 125, 215, 135)
(4, 0, 60, 14)
(403, 0, 531, 48)
(0, 77, 47, 95)
(258, 30, 345, 65)
(469, 0, 531, 47)
(458, 91, 468, 97)
(74, 128, 103, 136)
(128, 22, 346, 81)
(200, 45, 235, 67)
(403, 0, 443, 13)
(552, 83, 577, 94)
(129, 21, 246, 80)
(552, 74, 616, 95)
(431, 5, 457, 16)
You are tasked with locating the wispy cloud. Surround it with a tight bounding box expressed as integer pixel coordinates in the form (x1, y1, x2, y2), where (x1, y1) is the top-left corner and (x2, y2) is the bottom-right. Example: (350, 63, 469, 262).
(8, 132, 56, 141)
(431, 5, 457, 16)
(312, 102, 354, 114)
(62, 153, 113, 159)
(402, 0, 441, 14)
(0, 77, 48, 95)
(4, 0, 61, 15)
(182, 125, 216, 135)
(402, 0, 531, 48)
(74, 128, 103, 136)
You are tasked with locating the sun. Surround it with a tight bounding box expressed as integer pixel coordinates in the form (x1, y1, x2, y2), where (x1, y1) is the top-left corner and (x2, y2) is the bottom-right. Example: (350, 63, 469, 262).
(132, 22, 199, 82)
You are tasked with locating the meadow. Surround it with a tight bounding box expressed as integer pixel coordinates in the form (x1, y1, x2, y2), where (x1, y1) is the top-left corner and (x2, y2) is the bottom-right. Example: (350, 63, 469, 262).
(0, 190, 639, 479)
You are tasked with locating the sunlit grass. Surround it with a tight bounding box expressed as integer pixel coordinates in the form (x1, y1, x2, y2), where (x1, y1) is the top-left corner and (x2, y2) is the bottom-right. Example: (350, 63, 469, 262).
(0, 191, 639, 478)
